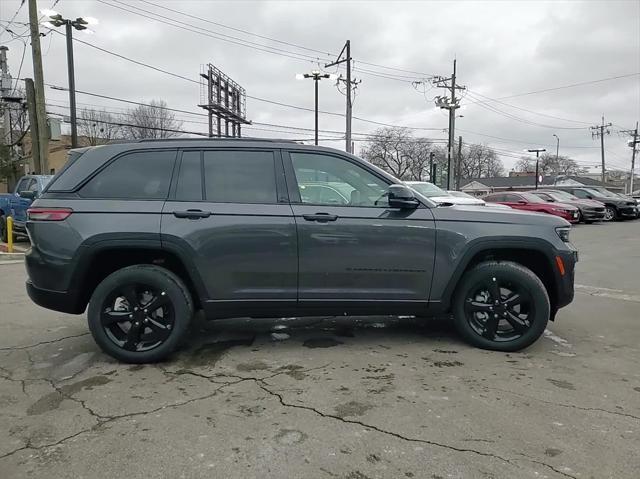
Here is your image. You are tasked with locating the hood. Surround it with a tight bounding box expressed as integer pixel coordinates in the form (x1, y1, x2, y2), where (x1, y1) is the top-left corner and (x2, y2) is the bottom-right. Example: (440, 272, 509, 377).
(432, 204, 570, 227)
(429, 195, 485, 206)
(574, 199, 605, 207)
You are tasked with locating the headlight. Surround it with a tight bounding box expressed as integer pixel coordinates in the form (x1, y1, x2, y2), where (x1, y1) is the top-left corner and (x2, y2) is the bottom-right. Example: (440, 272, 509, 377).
(555, 226, 571, 242)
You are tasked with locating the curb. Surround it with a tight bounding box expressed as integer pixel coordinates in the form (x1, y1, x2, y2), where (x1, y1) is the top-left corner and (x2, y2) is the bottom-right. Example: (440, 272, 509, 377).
(0, 253, 25, 262)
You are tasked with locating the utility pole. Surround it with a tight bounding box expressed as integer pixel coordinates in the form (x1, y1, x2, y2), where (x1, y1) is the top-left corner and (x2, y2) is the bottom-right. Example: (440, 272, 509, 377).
(433, 59, 465, 189)
(1, 47, 11, 148)
(621, 122, 639, 193)
(25, 79, 41, 175)
(28, 0, 48, 173)
(455, 135, 462, 190)
(429, 151, 435, 183)
(325, 40, 360, 153)
(527, 148, 546, 189)
(590, 115, 612, 185)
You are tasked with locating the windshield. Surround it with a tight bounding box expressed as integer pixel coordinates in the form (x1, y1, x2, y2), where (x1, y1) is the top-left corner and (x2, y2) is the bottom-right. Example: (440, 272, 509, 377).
(407, 182, 447, 198)
(447, 191, 474, 199)
(519, 192, 546, 203)
(547, 191, 577, 201)
(590, 187, 619, 198)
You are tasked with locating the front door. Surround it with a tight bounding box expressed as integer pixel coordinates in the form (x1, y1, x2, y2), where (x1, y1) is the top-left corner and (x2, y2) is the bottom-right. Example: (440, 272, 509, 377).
(284, 150, 436, 308)
(161, 148, 297, 316)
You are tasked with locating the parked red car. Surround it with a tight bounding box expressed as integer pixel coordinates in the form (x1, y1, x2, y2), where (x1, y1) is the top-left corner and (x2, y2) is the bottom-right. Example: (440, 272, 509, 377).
(484, 191, 580, 223)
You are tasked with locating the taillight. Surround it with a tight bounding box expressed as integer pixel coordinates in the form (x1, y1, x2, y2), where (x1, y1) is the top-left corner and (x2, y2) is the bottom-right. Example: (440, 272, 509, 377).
(27, 207, 73, 221)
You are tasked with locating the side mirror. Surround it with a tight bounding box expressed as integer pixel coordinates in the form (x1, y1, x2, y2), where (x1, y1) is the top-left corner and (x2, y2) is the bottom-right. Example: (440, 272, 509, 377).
(388, 185, 419, 209)
(19, 190, 37, 200)
(547, 198, 555, 202)
(517, 200, 527, 205)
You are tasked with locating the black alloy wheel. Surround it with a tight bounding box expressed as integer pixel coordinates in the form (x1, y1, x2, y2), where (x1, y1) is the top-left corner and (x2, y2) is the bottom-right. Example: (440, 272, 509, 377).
(452, 261, 550, 352)
(463, 278, 533, 343)
(88, 265, 193, 363)
(101, 284, 174, 352)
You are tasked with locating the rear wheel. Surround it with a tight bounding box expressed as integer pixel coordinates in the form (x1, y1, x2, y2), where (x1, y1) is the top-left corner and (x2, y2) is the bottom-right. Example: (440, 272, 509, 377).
(452, 261, 550, 352)
(87, 265, 193, 363)
(604, 206, 617, 221)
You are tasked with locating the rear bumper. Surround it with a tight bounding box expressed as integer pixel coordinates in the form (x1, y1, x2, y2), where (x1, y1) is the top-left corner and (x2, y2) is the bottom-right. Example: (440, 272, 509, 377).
(26, 280, 84, 314)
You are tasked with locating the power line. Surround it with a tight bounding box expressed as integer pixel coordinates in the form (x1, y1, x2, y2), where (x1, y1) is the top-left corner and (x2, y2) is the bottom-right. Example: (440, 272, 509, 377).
(137, 0, 436, 78)
(464, 89, 592, 125)
(467, 73, 640, 102)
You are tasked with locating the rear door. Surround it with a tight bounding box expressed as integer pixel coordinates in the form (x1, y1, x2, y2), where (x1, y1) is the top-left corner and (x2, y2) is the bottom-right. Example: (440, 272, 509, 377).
(283, 150, 436, 307)
(161, 148, 297, 314)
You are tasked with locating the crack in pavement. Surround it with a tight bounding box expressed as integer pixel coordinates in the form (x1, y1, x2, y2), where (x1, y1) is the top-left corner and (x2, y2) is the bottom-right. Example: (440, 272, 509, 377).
(255, 379, 580, 478)
(0, 375, 250, 461)
(254, 379, 513, 463)
(0, 333, 90, 351)
(489, 387, 640, 421)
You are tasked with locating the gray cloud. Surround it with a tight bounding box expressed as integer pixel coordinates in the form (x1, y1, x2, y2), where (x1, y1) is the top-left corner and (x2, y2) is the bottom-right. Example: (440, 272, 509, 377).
(2, 0, 638, 172)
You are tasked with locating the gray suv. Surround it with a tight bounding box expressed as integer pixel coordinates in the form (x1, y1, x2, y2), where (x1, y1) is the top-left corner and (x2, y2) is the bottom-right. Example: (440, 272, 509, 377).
(25, 139, 577, 363)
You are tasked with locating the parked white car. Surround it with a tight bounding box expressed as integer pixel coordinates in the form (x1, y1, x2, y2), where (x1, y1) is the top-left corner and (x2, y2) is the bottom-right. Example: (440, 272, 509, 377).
(405, 181, 486, 206)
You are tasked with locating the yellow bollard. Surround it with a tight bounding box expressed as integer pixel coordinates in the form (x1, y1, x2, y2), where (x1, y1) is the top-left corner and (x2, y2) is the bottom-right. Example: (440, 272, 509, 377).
(6, 216, 13, 253)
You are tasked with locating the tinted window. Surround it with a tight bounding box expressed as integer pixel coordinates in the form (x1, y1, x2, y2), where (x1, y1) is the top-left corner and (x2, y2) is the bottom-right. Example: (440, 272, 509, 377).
(572, 189, 589, 199)
(290, 152, 389, 207)
(80, 150, 175, 199)
(16, 178, 30, 193)
(203, 150, 277, 204)
(175, 151, 202, 201)
(503, 194, 521, 202)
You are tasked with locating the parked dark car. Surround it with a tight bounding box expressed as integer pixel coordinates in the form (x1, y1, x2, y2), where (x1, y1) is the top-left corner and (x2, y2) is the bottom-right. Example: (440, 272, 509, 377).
(554, 186, 637, 221)
(531, 189, 605, 223)
(25, 139, 577, 363)
(585, 186, 640, 219)
(484, 191, 580, 223)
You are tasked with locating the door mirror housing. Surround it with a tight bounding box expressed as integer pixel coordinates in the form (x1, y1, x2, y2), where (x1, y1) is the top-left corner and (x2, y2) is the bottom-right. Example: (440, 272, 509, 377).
(388, 185, 419, 209)
(19, 190, 37, 200)
(517, 200, 527, 205)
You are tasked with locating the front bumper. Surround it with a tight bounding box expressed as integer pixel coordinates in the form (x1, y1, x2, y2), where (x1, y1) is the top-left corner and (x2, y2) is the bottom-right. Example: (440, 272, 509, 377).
(620, 206, 637, 218)
(554, 248, 577, 311)
(582, 208, 605, 221)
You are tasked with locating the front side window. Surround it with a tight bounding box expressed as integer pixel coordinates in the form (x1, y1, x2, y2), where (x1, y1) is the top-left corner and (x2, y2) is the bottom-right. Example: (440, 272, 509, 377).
(203, 150, 277, 204)
(175, 151, 202, 201)
(80, 150, 175, 199)
(502, 194, 521, 202)
(290, 152, 389, 207)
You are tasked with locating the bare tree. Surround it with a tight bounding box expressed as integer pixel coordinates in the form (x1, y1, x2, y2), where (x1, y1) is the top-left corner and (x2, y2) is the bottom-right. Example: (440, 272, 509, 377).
(360, 127, 435, 180)
(121, 100, 183, 139)
(514, 153, 587, 177)
(77, 108, 121, 146)
(458, 143, 504, 179)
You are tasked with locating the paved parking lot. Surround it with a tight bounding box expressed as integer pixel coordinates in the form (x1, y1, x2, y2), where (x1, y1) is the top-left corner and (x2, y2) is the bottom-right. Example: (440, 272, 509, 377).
(1, 221, 639, 479)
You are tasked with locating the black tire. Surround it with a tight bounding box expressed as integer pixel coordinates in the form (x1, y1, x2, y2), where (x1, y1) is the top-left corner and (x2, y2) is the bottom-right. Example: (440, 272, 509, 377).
(452, 261, 550, 352)
(87, 265, 194, 363)
(577, 211, 583, 223)
(604, 206, 617, 222)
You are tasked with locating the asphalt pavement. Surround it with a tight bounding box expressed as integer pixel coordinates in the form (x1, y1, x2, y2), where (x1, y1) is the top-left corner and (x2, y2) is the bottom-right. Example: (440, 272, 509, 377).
(1, 221, 639, 479)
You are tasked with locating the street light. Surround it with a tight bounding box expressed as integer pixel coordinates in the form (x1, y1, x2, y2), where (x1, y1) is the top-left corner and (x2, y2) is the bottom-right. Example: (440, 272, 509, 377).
(553, 134, 560, 162)
(41, 10, 98, 148)
(527, 148, 546, 189)
(296, 71, 337, 145)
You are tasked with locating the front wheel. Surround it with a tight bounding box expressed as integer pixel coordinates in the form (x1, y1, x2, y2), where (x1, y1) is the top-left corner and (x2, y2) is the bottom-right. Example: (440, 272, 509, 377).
(604, 206, 617, 222)
(87, 265, 193, 363)
(452, 261, 550, 352)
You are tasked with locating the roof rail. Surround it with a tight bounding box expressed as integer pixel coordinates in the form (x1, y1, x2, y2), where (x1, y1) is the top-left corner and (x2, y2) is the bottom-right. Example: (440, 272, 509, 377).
(136, 137, 300, 144)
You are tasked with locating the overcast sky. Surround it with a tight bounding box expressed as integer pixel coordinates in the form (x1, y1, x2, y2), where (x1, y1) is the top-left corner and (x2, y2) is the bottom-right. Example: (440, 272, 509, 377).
(1, 0, 639, 173)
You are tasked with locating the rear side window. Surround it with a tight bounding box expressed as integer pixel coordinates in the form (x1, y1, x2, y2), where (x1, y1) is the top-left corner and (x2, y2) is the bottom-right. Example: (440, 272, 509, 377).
(203, 150, 277, 204)
(80, 150, 175, 199)
(503, 194, 521, 202)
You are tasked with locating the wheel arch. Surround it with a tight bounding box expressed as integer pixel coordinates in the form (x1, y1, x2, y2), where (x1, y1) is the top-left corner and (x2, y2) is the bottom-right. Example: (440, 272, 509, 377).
(439, 239, 561, 317)
(71, 240, 207, 313)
